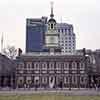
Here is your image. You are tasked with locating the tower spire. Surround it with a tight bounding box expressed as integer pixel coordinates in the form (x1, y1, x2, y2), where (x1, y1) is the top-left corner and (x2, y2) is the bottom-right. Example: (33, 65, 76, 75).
(50, 1, 54, 18)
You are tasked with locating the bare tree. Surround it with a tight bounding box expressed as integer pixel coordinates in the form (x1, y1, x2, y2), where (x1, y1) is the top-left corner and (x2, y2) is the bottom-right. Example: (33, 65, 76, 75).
(3, 45, 17, 59)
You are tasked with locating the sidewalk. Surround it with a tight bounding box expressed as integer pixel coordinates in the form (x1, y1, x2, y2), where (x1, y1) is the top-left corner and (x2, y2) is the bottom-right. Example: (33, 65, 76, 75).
(0, 88, 100, 96)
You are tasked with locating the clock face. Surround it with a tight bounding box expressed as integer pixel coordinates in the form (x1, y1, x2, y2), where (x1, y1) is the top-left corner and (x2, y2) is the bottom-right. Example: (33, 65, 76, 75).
(45, 36, 58, 47)
(50, 36, 55, 43)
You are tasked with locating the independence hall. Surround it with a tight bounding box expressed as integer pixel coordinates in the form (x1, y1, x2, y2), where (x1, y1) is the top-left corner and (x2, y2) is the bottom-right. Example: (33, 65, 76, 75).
(15, 3, 100, 90)
(0, 3, 100, 90)
(15, 52, 89, 89)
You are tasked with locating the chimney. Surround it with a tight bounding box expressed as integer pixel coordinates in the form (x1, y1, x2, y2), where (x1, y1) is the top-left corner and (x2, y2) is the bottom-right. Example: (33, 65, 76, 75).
(18, 48, 22, 56)
(83, 48, 86, 56)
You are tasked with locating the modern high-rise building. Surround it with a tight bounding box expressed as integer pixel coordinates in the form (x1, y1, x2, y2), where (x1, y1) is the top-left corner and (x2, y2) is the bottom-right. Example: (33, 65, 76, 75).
(26, 17, 47, 52)
(56, 23, 76, 54)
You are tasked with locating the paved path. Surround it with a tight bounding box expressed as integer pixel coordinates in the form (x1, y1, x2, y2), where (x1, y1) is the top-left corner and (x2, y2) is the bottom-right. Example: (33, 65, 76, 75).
(0, 89, 100, 96)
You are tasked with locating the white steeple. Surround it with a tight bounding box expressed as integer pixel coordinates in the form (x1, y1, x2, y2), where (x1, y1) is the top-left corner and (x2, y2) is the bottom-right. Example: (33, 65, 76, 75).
(50, 1, 54, 18)
(45, 2, 61, 54)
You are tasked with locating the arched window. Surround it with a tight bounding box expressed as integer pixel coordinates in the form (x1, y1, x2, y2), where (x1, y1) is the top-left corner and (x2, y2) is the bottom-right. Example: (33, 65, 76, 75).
(51, 23, 53, 29)
(41, 62, 47, 70)
(56, 62, 61, 70)
(49, 62, 54, 70)
(34, 62, 40, 70)
(64, 62, 69, 70)
(72, 62, 77, 70)
(26, 62, 32, 70)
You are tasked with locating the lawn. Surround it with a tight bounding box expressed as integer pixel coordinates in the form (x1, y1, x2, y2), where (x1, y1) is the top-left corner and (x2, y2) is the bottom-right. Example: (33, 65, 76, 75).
(0, 94, 100, 100)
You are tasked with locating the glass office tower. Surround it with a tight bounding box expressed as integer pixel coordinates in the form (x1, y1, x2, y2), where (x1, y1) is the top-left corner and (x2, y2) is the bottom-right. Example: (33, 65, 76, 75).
(26, 17, 47, 52)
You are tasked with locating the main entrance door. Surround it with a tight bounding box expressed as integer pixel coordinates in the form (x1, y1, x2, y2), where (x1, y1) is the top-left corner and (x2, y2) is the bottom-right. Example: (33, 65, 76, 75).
(49, 76, 55, 88)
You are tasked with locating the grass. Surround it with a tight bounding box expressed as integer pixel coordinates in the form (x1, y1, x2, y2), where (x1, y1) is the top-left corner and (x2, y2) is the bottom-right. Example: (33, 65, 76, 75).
(0, 94, 100, 100)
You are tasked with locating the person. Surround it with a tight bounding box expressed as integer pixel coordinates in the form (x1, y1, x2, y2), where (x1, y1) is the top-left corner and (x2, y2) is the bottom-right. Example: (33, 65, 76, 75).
(24, 84, 26, 90)
(94, 84, 98, 90)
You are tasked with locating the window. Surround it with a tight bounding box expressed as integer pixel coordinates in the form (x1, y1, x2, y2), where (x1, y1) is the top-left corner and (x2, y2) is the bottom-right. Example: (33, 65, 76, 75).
(34, 62, 40, 70)
(65, 29, 67, 33)
(26, 77, 32, 84)
(64, 77, 69, 83)
(72, 76, 76, 83)
(68, 29, 72, 35)
(51, 24, 53, 29)
(26, 62, 32, 69)
(56, 62, 62, 70)
(49, 62, 54, 70)
(72, 62, 77, 70)
(64, 62, 69, 70)
(34, 76, 39, 84)
(69, 37, 71, 40)
(41, 62, 47, 70)
(77, 62, 79, 68)
(17, 77, 24, 85)
(58, 29, 60, 32)
(65, 50, 68, 52)
(65, 47, 67, 49)
(65, 44, 67, 46)
(62, 29, 63, 33)
(65, 41, 67, 43)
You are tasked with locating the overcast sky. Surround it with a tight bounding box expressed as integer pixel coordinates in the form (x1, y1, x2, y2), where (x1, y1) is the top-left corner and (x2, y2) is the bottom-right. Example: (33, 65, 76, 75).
(0, 0, 100, 52)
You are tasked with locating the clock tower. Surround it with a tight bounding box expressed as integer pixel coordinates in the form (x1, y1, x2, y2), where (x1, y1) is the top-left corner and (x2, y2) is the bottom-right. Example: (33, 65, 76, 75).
(45, 2, 61, 54)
